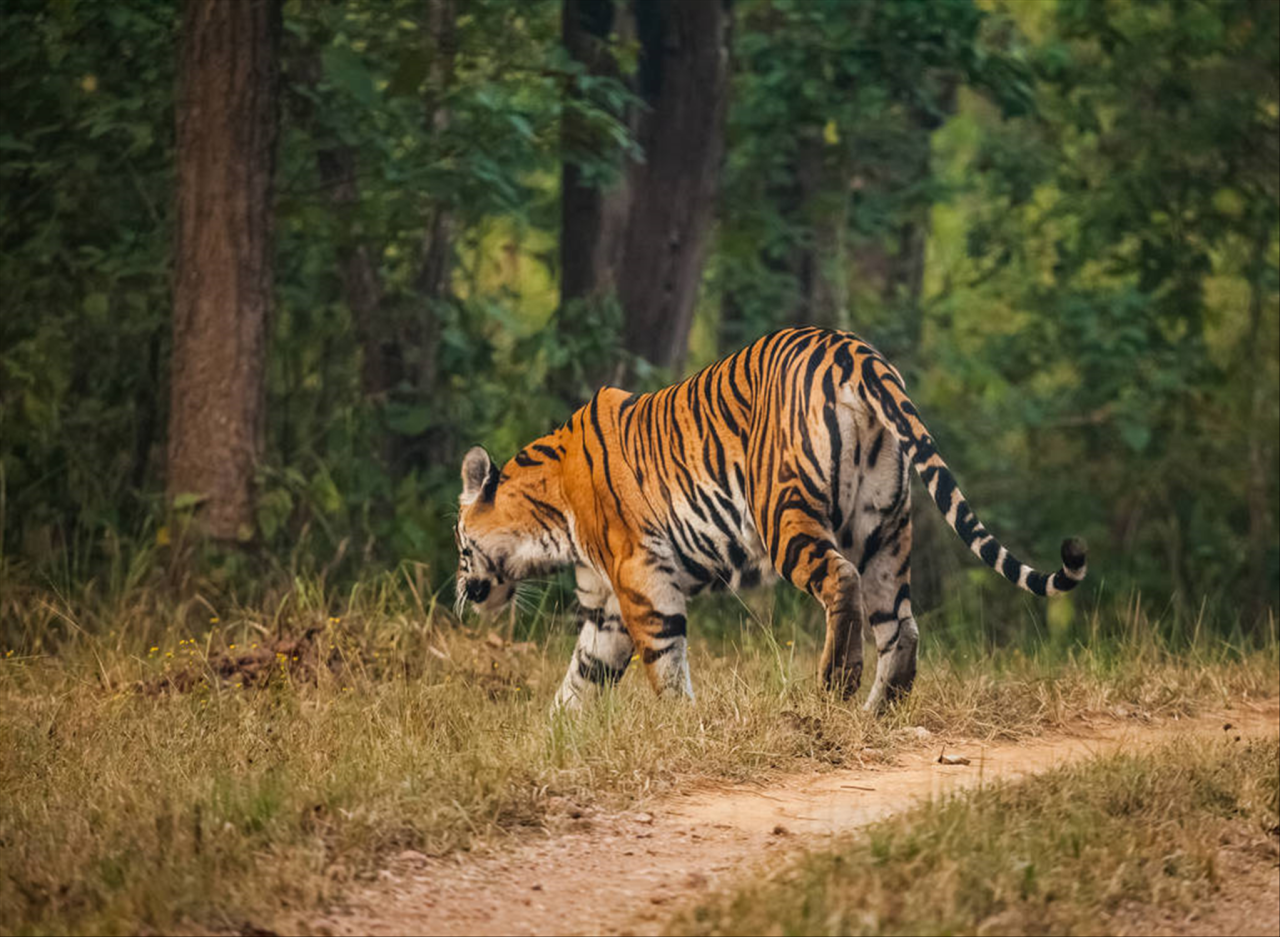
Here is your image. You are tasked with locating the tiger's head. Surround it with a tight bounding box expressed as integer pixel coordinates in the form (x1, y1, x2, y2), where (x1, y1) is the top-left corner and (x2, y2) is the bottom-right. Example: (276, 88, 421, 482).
(454, 444, 572, 619)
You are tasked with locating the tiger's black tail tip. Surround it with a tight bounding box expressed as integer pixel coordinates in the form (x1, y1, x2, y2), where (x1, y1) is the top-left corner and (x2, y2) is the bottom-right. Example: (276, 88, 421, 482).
(1060, 537, 1088, 577)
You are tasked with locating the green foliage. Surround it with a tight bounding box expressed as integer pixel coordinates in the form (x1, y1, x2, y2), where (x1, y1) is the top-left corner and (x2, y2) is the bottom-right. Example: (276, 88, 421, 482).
(0, 0, 631, 591)
(0, 0, 175, 575)
(0, 0, 1275, 626)
(714, 0, 1032, 356)
(922, 0, 1280, 611)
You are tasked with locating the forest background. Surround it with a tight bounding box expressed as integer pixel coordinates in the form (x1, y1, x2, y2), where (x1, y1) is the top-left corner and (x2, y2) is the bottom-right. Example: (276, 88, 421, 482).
(1, 0, 1278, 646)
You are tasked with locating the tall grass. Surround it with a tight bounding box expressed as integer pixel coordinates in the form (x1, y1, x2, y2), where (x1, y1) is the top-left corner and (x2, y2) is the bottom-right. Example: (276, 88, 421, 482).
(1, 564, 1276, 935)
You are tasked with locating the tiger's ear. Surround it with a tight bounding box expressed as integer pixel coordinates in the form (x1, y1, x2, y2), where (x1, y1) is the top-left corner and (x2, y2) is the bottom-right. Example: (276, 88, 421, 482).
(460, 446, 496, 505)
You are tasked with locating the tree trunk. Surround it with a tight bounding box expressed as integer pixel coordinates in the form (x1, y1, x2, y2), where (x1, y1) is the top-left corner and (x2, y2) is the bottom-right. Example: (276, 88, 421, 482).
(1243, 224, 1274, 626)
(168, 0, 280, 541)
(876, 85, 955, 366)
(559, 0, 731, 386)
(616, 0, 732, 377)
(410, 0, 458, 411)
(320, 141, 396, 401)
(286, 1, 456, 470)
(560, 0, 632, 307)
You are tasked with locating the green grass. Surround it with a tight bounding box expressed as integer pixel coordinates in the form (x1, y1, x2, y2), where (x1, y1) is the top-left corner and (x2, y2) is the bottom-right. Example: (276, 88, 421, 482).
(0, 570, 1276, 935)
(667, 735, 1280, 936)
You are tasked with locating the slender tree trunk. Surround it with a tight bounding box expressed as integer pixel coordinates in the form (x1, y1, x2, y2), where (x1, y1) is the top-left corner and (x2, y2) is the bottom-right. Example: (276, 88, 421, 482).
(1244, 225, 1274, 625)
(411, 0, 457, 412)
(167, 0, 280, 541)
(321, 142, 396, 401)
(875, 87, 954, 367)
(287, 1, 456, 470)
(616, 0, 732, 377)
(130, 328, 163, 493)
(283, 46, 395, 402)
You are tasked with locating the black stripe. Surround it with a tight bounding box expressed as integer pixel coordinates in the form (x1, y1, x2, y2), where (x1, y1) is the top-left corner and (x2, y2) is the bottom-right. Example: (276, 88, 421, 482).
(1051, 570, 1081, 592)
(651, 614, 687, 640)
(979, 538, 1000, 566)
(931, 468, 957, 514)
(866, 429, 885, 468)
(642, 644, 677, 665)
(523, 494, 566, 526)
(481, 463, 500, 502)
(588, 394, 628, 520)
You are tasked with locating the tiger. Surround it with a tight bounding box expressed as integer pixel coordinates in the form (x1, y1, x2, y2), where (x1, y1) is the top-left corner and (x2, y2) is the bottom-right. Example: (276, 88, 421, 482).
(454, 327, 1086, 712)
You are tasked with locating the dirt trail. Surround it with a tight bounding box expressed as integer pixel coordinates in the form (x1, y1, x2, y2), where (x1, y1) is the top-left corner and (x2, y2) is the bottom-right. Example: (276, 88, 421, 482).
(316, 703, 1280, 937)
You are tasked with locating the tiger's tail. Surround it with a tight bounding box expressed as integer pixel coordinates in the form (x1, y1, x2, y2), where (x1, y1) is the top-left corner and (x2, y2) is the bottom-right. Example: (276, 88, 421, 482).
(857, 351, 1087, 597)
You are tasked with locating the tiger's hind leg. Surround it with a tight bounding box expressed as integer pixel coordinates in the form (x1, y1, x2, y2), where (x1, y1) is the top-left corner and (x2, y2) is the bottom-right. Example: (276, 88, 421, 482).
(774, 521, 866, 698)
(859, 512, 919, 714)
(552, 566, 635, 711)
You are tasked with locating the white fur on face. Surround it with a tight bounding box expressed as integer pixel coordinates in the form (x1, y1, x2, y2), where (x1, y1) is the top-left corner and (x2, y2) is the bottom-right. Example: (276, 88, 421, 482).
(453, 524, 518, 618)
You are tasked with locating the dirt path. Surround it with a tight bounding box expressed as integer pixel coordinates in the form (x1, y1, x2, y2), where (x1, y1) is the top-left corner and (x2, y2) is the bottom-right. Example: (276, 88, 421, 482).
(314, 703, 1280, 937)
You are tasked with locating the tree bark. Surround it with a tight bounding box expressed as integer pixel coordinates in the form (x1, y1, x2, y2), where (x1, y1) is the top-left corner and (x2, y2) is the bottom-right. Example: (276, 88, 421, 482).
(168, 0, 280, 541)
(559, 0, 731, 385)
(560, 0, 632, 307)
(616, 0, 731, 376)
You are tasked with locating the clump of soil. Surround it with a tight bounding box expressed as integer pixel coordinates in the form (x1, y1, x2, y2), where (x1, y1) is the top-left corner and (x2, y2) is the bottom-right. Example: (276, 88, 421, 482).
(137, 628, 326, 695)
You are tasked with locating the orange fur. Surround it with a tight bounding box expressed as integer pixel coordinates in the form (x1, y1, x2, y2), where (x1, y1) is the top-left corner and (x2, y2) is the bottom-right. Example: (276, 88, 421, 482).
(456, 328, 1086, 709)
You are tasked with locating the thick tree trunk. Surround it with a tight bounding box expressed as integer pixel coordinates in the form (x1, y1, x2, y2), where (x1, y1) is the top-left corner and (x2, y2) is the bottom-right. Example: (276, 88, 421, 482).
(616, 0, 731, 376)
(167, 0, 280, 541)
(559, 0, 731, 386)
(560, 0, 632, 307)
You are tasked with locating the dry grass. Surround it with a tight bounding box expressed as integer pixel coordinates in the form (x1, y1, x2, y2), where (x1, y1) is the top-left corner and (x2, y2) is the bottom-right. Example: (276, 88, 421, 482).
(0, 574, 1275, 935)
(667, 735, 1280, 936)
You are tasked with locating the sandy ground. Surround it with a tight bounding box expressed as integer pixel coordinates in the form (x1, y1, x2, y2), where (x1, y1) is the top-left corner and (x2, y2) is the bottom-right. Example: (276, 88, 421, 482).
(310, 702, 1280, 937)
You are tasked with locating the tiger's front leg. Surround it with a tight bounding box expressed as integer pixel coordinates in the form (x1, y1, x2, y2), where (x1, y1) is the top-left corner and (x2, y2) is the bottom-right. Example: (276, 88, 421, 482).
(613, 561, 694, 701)
(552, 566, 635, 711)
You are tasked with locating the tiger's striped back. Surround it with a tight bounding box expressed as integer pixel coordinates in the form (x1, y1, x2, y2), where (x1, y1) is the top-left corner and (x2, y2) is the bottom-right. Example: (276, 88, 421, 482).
(455, 327, 1086, 711)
